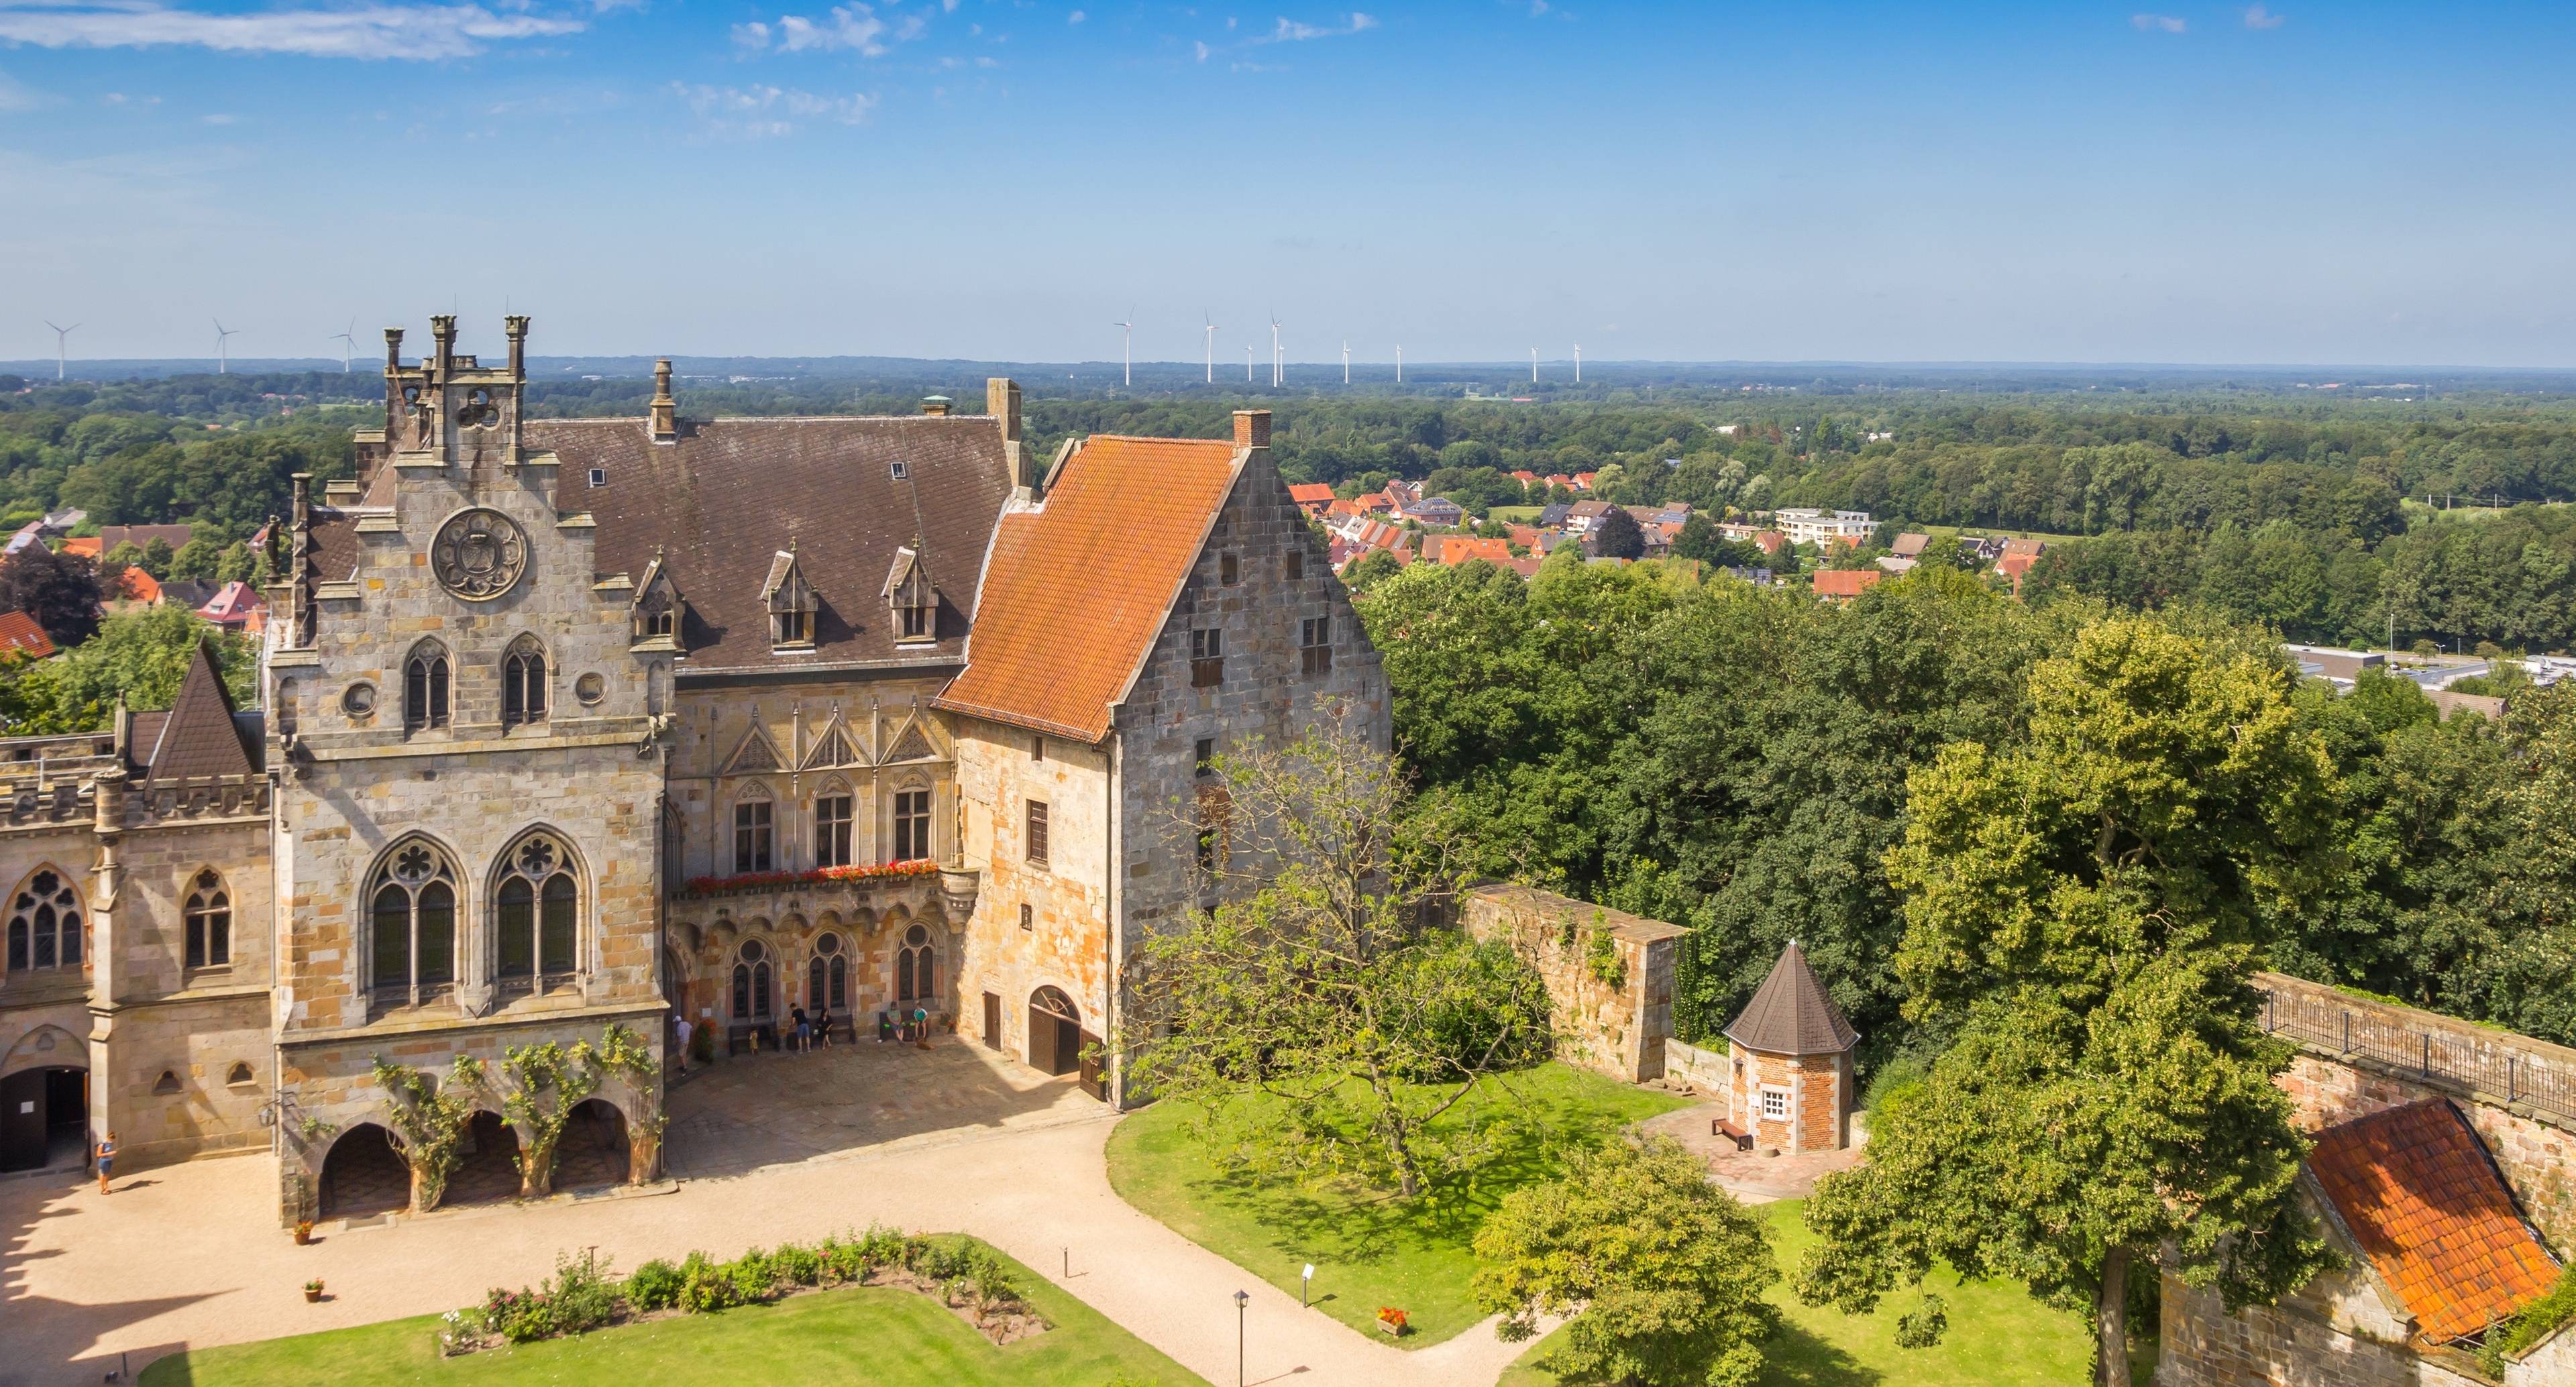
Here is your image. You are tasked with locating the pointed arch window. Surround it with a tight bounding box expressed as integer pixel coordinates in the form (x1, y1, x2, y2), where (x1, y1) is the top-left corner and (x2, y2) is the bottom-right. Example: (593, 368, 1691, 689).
(896, 923, 936, 1004)
(368, 838, 458, 1008)
(808, 932, 848, 1013)
(5, 869, 82, 975)
(404, 641, 451, 734)
(733, 784, 775, 873)
(732, 938, 773, 1020)
(501, 636, 547, 729)
(494, 832, 580, 997)
(184, 869, 231, 970)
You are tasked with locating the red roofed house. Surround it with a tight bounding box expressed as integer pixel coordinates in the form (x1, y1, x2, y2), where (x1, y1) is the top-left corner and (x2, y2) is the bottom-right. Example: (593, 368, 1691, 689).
(1509, 469, 1542, 488)
(0, 610, 56, 659)
(1752, 531, 1787, 556)
(1287, 482, 1337, 517)
(1996, 551, 2039, 595)
(1812, 569, 1883, 602)
(1571, 471, 1599, 491)
(110, 566, 163, 606)
(1421, 535, 1517, 568)
(199, 579, 268, 634)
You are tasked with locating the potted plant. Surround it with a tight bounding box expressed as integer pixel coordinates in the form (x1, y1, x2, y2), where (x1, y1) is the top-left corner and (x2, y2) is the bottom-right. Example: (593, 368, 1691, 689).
(303, 1279, 325, 1303)
(293, 1218, 315, 1245)
(1375, 1306, 1408, 1337)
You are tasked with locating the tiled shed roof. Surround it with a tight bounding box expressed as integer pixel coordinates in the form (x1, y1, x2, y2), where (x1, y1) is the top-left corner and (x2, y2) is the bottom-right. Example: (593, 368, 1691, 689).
(0, 610, 55, 659)
(935, 435, 1241, 742)
(2308, 1099, 2561, 1344)
(1724, 942, 1860, 1056)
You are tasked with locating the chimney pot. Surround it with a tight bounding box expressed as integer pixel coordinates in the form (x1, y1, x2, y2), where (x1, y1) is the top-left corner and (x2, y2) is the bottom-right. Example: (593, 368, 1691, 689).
(921, 396, 951, 417)
(649, 357, 678, 442)
(1233, 410, 1272, 450)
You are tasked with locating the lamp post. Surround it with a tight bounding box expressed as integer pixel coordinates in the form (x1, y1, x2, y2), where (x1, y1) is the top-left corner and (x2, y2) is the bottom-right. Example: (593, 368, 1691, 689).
(1234, 1288, 1249, 1387)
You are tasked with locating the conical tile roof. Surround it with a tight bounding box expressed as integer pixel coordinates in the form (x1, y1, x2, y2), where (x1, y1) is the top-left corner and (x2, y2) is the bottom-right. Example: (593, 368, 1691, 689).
(142, 638, 254, 785)
(1723, 942, 1859, 1056)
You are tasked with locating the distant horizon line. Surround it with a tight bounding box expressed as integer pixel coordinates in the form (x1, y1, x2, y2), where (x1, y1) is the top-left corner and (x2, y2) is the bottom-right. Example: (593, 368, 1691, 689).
(7, 355, 2574, 376)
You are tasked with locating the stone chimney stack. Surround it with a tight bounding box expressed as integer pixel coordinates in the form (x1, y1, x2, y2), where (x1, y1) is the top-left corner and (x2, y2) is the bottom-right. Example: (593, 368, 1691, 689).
(920, 396, 951, 417)
(649, 358, 677, 442)
(504, 315, 529, 379)
(382, 327, 405, 438)
(1233, 409, 1272, 451)
(430, 314, 457, 377)
(990, 377, 1036, 499)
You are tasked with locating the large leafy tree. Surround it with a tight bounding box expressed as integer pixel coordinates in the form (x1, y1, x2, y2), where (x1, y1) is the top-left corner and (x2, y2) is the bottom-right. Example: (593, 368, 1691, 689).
(0, 605, 256, 734)
(1795, 617, 2337, 1386)
(0, 543, 102, 649)
(1474, 1135, 1778, 1387)
(1116, 724, 1552, 1199)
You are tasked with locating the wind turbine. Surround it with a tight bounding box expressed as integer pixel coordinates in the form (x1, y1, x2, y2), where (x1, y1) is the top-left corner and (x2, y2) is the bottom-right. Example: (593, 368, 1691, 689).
(1396, 345, 1403, 384)
(42, 321, 76, 382)
(215, 319, 239, 374)
(1342, 341, 1350, 386)
(1529, 347, 1538, 384)
(1269, 315, 1283, 387)
(1203, 313, 1217, 384)
(329, 319, 357, 373)
(1574, 344, 1582, 383)
(1245, 344, 1254, 383)
(1112, 315, 1133, 387)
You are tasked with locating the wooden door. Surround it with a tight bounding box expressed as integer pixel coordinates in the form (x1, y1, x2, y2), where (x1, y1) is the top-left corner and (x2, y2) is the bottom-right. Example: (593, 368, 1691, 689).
(0, 1069, 42, 1172)
(982, 992, 1002, 1051)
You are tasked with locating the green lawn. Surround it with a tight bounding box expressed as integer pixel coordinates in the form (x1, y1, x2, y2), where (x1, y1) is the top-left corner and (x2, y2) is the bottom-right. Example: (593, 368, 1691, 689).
(138, 1244, 1200, 1387)
(1501, 1200, 2149, 1387)
(1485, 504, 1546, 522)
(1104, 1062, 1689, 1349)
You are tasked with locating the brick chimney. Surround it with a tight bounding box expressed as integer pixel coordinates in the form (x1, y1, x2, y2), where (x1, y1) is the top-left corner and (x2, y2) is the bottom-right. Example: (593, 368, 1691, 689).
(921, 396, 951, 417)
(649, 357, 677, 442)
(1233, 409, 1271, 450)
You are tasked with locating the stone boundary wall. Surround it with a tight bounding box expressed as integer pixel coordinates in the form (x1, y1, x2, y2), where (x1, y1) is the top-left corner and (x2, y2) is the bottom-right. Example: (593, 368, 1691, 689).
(1462, 883, 1684, 1084)
(1666, 1037, 1728, 1091)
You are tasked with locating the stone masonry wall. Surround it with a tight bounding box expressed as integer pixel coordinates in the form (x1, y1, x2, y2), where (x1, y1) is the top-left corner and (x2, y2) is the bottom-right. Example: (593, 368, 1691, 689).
(668, 676, 956, 885)
(1460, 883, 1683, 1084)
(2159, 1270, 2485, 1387)
(952, 716, 1110, 1070)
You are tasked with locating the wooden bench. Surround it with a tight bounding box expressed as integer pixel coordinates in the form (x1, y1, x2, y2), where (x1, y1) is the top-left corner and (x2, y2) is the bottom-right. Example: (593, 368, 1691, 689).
(1713, 1118, 1754, 1152)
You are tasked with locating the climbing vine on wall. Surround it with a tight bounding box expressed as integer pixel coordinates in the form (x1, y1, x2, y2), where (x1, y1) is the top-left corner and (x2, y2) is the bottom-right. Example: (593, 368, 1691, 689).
(372, 1054, 485, 1213)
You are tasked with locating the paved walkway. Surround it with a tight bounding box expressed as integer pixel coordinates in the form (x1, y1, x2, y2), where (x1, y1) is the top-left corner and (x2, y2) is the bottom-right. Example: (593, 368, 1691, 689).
(1635, 1100, 1866, 1203)
(1, 1040, 1535, 1387)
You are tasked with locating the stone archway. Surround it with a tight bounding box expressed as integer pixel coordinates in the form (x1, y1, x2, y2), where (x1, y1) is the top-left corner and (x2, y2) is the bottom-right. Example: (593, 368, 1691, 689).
(317, 1123, 411, 1219)
(0, 1064, 85, 1173)
(445, 1111, 523, 1206)
(555, 1097, 631, 1188)
(1029, 986, 1083, 1077)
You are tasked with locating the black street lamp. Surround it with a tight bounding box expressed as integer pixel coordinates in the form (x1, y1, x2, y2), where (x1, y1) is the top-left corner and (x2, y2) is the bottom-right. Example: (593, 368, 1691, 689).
(1234, 1288, 1249, 1387)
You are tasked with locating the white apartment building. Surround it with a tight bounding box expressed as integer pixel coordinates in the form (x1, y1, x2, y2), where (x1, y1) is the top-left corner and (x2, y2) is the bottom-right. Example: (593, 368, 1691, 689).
(1770, 508, 1875, 545)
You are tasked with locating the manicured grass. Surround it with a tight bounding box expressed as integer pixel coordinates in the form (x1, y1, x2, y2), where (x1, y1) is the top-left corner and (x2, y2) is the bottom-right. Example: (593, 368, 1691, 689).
(1500, 1200, 2150, 1387)
(1105, 1062, 1689, 1349)
(1485, 505, 1546, 522)
(137, 1243, 1198, 1387)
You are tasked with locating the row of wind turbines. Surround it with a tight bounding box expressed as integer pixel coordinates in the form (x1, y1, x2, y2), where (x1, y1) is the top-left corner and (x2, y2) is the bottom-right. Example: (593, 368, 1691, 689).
(30, 319, 368, 379)
(1109, 314, 1585, 388)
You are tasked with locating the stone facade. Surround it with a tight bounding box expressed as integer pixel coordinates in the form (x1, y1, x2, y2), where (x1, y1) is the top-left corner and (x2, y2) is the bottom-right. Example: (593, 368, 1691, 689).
(1458, 883, 1683, 1084)
(0, 327, 1393, 1227)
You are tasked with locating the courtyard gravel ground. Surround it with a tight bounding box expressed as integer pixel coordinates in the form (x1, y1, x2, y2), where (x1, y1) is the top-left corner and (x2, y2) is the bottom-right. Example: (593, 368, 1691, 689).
(0, 1040, 1538, 1387)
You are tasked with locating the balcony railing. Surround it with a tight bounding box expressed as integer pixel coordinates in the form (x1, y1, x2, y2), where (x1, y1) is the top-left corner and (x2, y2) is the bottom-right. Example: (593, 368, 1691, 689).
(2255, 972, 2576, 1126)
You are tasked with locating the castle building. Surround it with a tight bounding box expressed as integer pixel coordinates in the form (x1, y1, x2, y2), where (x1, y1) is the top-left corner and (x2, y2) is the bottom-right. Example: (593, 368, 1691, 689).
(0, 317, 1387, 1224)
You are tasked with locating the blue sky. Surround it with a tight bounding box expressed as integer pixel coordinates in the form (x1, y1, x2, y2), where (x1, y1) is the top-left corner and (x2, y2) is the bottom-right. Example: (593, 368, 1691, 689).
(3, 1, 2573, 365)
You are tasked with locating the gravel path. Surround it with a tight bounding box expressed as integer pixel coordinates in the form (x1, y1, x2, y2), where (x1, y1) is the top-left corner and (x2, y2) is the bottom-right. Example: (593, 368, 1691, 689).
(1, 1100, 1533, 1386)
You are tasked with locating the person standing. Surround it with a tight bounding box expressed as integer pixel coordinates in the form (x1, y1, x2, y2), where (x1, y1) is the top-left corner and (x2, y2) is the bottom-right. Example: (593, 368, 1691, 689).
(95, 1131, 116, 1196)
(790, 1005, 812, 1055)
(813, 1004, 835, 1050)
(673, 1013, 693, 1075)
(912, 1005, 930, 1051)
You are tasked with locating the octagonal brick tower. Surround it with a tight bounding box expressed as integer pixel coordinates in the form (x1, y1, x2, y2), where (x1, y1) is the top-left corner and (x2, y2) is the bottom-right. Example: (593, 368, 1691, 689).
(1722, 942, 1860, 1154)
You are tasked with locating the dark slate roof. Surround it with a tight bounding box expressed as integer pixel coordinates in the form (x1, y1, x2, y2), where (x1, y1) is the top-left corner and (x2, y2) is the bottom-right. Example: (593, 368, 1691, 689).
(535, 415, 1014, 675)
(137, 639, 259, 784)
(1723, 942, 1859, 1055)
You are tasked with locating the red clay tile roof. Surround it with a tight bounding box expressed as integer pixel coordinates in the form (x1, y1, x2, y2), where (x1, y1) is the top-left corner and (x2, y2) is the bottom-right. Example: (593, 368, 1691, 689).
(1424, 535, 1516, 567)
(1287, 483, 1336, 506)
(113, 567, 162, 603)
(2308, 1100, 2561, 1343)
(0, 610, 55, 659)
(1813, 569, 1883, 598)
(58, 537, 101, 559)
(935, 435, 1242, 742)
(96, 524, 194, 553)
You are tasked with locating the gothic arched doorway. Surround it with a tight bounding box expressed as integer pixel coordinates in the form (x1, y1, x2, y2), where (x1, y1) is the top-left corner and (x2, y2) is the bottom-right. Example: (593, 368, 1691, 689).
(0, 1066, 85, 1173)
(445, 1111, 521, 1205)
(318, 1123, 411, 1219)
(555, 1098, 631, 1188)
(1029, 987, 1082, 1078)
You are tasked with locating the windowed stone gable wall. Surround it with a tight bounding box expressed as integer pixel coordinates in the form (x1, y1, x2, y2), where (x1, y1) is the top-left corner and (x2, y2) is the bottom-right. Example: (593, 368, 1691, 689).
(951, 716, 1110, 1070)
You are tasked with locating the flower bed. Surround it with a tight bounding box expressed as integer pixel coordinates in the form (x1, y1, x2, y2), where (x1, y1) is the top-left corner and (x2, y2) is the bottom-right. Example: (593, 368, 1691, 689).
(439, 1229, 1046, 1357)
(677, 859, 941, 898)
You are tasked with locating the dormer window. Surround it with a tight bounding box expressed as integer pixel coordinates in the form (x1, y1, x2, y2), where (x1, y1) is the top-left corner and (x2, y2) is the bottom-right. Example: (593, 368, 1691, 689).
(631, 557, 685, 649)
(883, 545, 937, 645)
(762, 548, 815, 650)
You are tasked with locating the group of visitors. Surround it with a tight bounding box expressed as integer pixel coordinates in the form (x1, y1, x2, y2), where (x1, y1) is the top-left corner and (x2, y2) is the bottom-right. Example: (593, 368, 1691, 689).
(665, 1002, 940, 1070)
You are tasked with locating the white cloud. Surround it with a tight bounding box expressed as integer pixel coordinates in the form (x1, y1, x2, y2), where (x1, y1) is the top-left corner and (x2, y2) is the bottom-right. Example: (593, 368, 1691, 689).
(2130, 12, 2186, 32)
(199, 110, 233, 123)
(1258, 11, 1373, 43)
(733, 3, 888, 54)
(0, 1, 582, 59)
(669, 78, 875, 135)
(2243, 3, 2284, 28)
(0, 69, 40, 110)
(1191, 38, 1207, 60)
(1066, 7, 1083, 21)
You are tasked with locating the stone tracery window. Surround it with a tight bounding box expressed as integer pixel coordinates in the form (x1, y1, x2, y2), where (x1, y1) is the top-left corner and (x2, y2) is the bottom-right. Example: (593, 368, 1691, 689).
(733, 785, 775, 873)
(808, 932, 848, 1013)
(894, 786, 931, 863)
(5, 868, 82, 975)
(184, 868, 231, 970)
(814, 787, 853, 869)
(896, 924, 936, 1004)
(732, 938, 773, 1020)
(494, 831, 579, 997)
(404, 640, 451, 734)
(368, 838, 458, 1008)
(501, 635, 548, 729)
